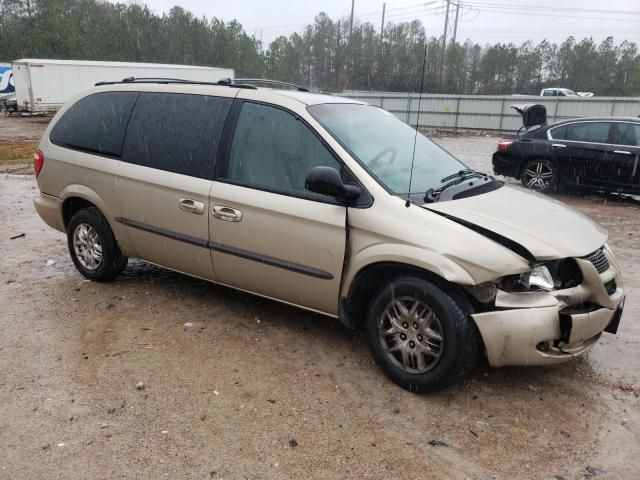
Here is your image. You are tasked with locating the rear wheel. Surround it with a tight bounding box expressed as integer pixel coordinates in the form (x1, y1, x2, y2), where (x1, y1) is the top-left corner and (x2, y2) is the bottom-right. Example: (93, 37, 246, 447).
(365, 276, 481, 393)
(67, 207, 127, 281)
(521, 158, 558, 192)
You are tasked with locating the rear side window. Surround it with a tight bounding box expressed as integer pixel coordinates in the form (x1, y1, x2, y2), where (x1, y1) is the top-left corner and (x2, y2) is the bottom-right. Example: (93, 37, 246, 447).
(549, 125, 567, 140)
(50, 92, 138, 157)
(564, 122, 610, 143)
(612, 123, 640, 147)
(123, 92, 232, 179)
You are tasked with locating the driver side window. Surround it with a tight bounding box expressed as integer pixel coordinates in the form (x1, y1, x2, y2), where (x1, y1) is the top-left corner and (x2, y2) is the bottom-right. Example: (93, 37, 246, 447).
(225, 102, 341, 198)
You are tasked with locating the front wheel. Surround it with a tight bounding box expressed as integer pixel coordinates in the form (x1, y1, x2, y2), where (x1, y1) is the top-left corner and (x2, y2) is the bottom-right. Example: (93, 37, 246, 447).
(521, 158, 558, 192)
(365, 276, 481, 393)
(67, 207, 128, 281)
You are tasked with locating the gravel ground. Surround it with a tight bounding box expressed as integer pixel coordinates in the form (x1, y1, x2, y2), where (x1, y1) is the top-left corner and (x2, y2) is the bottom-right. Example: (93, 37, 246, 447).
(1, 120, 639, 479)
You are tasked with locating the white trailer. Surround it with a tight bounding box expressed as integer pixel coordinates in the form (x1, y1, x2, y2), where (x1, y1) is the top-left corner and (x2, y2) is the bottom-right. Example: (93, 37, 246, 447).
(11, 59, 234, 112)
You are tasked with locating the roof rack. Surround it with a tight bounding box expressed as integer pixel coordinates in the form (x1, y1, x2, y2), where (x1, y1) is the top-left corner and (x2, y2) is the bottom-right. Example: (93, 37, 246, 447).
(94, 77, 311, 93)
(94, 77, 257, 89)
(230, 78, 310, 92)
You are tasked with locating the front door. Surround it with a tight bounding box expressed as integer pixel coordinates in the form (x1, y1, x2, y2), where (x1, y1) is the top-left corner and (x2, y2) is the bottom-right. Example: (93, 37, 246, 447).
(209, 100, 347, 315)
(605, 122, 640, 190)
(117, 91, 233, 280)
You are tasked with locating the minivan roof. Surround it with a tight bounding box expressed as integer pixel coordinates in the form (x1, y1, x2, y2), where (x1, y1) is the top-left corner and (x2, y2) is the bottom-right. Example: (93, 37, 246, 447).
(91, 82, 366, 107)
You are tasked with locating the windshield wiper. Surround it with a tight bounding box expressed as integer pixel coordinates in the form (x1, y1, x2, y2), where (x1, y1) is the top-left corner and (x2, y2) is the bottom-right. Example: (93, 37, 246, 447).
(424, 169, 488, 203)
(440, 168, 477, 183)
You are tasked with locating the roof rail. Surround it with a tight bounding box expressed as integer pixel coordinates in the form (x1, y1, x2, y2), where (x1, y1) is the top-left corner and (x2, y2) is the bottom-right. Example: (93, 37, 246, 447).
(232, 78, 310, 92)
(94, 77, 257, 89)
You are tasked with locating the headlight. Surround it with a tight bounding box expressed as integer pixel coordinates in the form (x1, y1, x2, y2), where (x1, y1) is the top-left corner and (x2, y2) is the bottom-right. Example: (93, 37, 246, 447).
(498, 259, 582, 293)
(520, 265, 554, 291)
(498, 264, 555, 292)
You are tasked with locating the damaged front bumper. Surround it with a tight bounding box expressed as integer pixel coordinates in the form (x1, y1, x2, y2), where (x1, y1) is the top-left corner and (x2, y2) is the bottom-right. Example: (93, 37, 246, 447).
(471, 248, 625, 367)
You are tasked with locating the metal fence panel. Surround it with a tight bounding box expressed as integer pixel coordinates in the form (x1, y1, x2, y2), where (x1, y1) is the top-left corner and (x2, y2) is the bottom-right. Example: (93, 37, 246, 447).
(340, 91, 640, 133)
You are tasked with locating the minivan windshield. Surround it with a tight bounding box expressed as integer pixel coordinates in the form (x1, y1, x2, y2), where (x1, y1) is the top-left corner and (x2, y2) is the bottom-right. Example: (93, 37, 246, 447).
(308, 103, 468, 195)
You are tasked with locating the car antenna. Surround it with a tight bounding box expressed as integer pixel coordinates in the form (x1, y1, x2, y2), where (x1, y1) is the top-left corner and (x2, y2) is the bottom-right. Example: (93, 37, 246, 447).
(406, 40, 429, 208)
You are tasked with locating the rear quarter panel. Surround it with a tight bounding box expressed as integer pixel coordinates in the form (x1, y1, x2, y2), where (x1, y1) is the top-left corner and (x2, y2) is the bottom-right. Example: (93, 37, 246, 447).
(38, 133, 134, 255)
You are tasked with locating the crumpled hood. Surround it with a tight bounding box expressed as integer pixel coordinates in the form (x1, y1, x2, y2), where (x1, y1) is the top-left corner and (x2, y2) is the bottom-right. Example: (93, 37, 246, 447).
(423, 184, 607, 261)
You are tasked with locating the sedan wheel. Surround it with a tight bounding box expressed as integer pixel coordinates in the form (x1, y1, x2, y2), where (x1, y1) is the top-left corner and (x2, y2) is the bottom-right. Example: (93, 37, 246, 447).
(521, 159, 556, 191)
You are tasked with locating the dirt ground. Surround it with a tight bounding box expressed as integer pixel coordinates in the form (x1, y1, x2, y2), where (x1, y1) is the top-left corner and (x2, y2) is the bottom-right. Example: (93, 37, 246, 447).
(1, 118, 639, 479)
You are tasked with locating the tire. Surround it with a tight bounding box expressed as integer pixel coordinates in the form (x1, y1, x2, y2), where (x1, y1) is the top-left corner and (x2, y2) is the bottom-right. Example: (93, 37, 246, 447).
(520, 158, 558, 192)
(365, 276, 481, 393)
(67, 207, 128, 281)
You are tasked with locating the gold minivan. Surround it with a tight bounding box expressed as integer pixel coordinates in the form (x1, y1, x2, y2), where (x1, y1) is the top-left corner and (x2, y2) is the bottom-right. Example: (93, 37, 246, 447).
(33, 79, 625, 392)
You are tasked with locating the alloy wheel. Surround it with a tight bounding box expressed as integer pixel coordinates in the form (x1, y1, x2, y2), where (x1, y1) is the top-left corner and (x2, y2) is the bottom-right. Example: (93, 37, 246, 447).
(523, 161, 554, 191)
(377, 296, 444, 374)
(72, 223, 103, 270)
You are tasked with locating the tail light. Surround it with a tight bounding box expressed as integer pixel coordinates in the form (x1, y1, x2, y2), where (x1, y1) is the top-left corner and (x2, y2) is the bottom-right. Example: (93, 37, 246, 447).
(497, 141, 513, 152)
(34, 148, 44, 177)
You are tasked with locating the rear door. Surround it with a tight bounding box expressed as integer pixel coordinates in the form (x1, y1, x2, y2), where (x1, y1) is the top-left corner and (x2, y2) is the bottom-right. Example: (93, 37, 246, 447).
(117, 91, 233, 280)
(209, 99, 347, 316)
(549, 121, 610, 186)
(605, 122, 640, 189)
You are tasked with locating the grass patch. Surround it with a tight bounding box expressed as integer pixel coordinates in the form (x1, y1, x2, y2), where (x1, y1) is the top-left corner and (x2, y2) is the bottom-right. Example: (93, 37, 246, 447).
(0, 140, 38, 164)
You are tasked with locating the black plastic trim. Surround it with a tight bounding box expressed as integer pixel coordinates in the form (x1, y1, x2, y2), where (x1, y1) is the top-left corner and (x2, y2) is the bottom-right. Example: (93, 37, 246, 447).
(114, 216, 333, 280)
(208, 241, 333, 280)
(115, 217, 209, 248)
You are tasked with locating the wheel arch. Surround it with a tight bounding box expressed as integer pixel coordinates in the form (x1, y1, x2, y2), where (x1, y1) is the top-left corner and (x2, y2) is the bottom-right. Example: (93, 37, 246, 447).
(60, 185, 114, 230)
(340, 260, 474, 331)
(59, 185, 134, 256)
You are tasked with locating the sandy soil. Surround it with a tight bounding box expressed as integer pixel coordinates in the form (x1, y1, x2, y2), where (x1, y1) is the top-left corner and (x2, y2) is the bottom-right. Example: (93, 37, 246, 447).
(0, 122, 639, 479)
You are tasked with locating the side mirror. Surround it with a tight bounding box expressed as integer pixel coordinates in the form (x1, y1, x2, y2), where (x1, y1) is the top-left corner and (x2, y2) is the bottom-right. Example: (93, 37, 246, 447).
(305, 166, 361, 204)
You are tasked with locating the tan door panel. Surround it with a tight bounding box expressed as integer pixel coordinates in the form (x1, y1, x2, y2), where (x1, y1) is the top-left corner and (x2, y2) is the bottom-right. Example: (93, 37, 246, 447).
(117, 165, 215, 280)
(209, 181, 346, 315)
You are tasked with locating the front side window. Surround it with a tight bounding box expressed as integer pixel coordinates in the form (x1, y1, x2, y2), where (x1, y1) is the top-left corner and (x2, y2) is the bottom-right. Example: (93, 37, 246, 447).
(308, 103, 467, 195)
(50, 92, 138, 157)
(123, 92, 232, 179)
(565, 122, 610, 143)
(224, 102, 341, 197)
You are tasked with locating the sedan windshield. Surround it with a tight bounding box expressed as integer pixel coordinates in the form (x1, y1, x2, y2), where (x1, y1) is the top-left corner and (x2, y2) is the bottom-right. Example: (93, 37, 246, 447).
(308, 103, 468, 195)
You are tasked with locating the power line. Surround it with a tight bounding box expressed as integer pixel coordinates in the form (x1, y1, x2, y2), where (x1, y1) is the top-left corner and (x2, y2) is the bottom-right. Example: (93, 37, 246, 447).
(463, 1, 640, 16)
(459, 2, 638, 22)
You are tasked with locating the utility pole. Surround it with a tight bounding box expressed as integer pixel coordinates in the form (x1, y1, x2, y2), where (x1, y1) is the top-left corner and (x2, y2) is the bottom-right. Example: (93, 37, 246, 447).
(380, 2, 386, 42)
(452, 1, 459, 46)
(336, 20, 341, 88)
(440, 0, 451, 88)
(349, 0, 355, 40)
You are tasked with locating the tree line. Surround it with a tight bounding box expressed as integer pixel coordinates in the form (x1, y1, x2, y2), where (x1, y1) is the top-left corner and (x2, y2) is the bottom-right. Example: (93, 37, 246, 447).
(1, 0, 639, 96)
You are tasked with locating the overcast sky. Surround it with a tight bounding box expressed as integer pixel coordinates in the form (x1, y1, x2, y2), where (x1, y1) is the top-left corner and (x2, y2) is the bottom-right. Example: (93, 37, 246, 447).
(129, 0, 640, 48)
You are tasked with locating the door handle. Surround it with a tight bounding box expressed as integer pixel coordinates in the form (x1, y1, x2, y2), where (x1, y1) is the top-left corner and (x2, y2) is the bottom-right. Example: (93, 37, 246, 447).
(212, 205, 242, 222)
(178, 198, 205, 215)
(613, 150, 632, 155)
(552, 143, 566, 148)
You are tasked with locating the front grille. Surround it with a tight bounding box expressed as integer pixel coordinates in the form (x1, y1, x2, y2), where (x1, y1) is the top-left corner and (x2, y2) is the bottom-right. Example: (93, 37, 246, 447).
(605, 280, 617, 295)
(585, 248, 609, 274)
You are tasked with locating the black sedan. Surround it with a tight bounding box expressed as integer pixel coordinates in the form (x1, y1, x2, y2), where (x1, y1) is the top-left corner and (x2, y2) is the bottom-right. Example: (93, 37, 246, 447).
(493, 114, 640, 194)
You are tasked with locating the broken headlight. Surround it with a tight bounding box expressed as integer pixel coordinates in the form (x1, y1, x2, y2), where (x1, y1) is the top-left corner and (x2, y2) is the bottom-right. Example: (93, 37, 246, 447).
(498, 259, 583, 292)
(521, 266, 554, 291)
